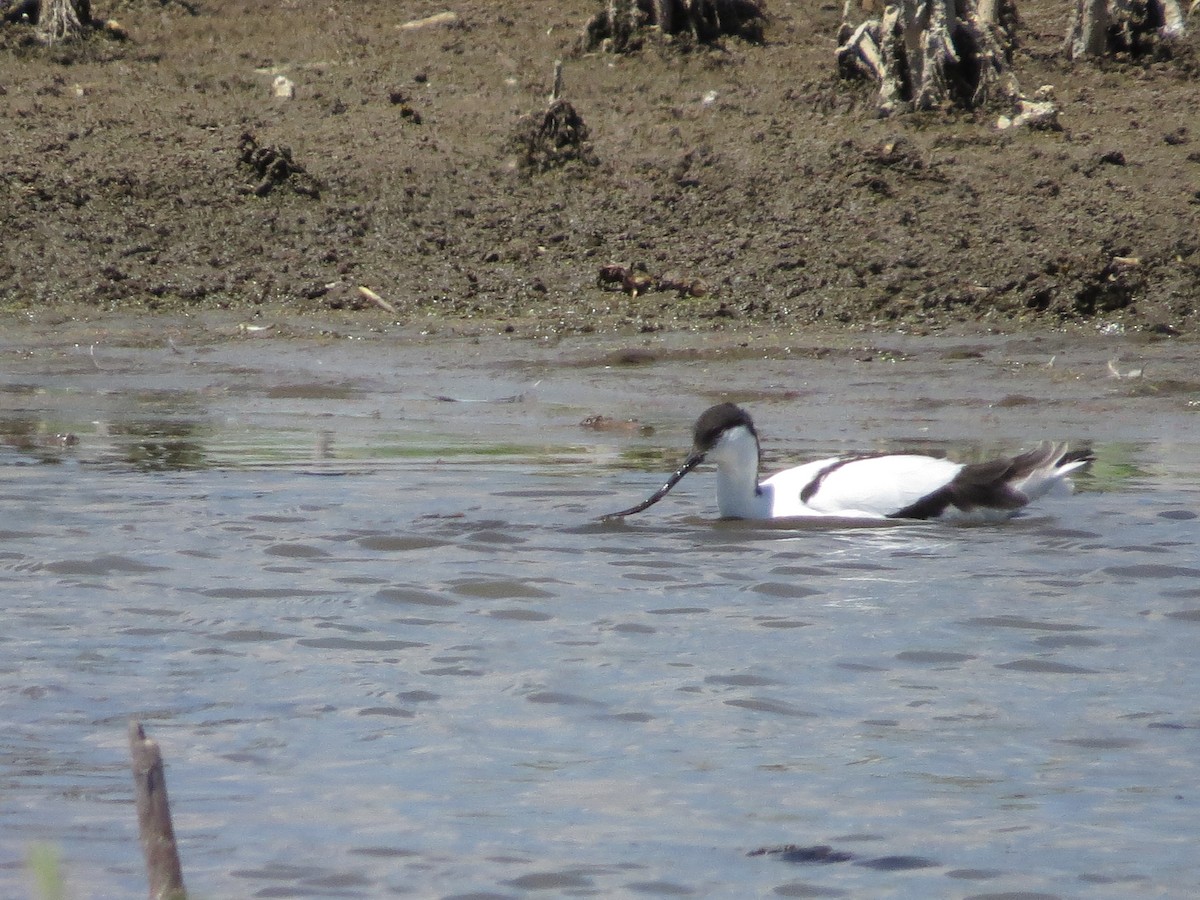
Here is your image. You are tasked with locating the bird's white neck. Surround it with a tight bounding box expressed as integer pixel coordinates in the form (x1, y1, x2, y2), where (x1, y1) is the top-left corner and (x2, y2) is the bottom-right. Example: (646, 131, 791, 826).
(708, 425, 768, 518)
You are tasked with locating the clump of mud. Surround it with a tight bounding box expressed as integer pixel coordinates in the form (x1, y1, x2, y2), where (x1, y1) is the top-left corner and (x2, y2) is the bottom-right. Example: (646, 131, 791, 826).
(237, 132, 321, 198)
(510, 99, 599, 173)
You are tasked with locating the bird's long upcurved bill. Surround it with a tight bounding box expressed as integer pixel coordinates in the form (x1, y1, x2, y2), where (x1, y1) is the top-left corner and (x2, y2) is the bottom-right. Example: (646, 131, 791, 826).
(602, 453, 705, 519)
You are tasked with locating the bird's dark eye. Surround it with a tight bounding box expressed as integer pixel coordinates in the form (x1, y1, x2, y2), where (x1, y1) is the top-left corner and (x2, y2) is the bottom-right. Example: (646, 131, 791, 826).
(697, 424, 723, 448)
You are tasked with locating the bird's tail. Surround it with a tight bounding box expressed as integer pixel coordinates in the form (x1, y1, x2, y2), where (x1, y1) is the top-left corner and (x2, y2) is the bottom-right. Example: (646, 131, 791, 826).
(1010, 442, 1095, 501)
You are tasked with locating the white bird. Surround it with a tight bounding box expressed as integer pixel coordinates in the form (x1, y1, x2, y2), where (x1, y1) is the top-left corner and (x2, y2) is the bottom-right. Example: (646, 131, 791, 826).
(604, 403, 1094, 522)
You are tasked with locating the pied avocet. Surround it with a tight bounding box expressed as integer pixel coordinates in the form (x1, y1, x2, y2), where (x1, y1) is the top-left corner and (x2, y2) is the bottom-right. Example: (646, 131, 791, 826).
(605, 403, 1093, 522)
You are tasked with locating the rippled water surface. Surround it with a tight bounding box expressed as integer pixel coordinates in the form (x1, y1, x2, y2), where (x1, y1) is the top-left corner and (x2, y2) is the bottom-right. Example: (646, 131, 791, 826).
(3, 321, 1199, 898)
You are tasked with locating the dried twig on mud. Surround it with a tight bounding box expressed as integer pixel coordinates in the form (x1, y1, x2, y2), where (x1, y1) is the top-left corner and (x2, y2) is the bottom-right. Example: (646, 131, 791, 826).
(580, 0, 766, 53)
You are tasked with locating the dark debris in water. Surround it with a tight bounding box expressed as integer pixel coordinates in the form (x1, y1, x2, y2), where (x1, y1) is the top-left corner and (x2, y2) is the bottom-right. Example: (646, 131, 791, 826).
(747, 844, 855, 864)
(854, 854, 940, 871)
(428, 390, 528, 403)
(748, 844, 942, 871)
(1158, 509, 1198, 520)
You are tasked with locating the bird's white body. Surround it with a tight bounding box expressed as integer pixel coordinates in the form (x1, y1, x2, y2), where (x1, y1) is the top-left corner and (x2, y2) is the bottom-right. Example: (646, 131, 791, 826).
(710, 426, 957, 518)
(708, 425, 1080, 521)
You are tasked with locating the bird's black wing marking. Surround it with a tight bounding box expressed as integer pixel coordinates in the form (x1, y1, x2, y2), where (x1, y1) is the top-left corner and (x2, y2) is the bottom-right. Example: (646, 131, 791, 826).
(888, 449, 1061, 520)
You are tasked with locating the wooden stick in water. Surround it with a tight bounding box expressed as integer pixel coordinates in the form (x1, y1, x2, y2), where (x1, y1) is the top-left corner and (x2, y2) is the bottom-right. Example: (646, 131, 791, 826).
(129, 720, 187, 900)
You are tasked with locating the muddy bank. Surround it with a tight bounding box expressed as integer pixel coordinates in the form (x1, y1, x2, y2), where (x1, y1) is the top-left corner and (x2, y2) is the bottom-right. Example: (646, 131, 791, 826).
(2, 0, 1199, 337)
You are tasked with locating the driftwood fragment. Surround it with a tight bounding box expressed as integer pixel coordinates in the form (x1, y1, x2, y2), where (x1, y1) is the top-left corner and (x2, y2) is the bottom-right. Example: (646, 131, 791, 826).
(996, 85, 1061, 130)
(357, 285, 398, 314)
(1065, 0, 1111, 57)
(35, 0, 91, 43)
(129, 720, 187, 900)
(580, 0, 766, 53)
(397, 11, 460, 32)
(1065, 0, 1188, 59)
(836, 0, 1018, 115)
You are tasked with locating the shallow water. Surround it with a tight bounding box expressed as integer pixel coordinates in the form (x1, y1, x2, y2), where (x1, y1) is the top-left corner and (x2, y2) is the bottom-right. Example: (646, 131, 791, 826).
(2, 321, 1199, 898)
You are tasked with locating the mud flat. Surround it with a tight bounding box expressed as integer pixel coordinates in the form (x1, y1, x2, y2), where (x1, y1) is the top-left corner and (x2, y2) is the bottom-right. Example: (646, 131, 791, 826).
(2, 0, 1198, 337)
